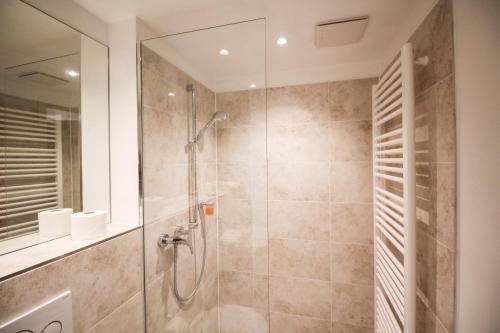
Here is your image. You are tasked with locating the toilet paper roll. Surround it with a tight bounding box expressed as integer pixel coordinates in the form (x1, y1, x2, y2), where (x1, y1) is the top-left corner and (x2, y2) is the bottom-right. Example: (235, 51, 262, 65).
(71, 210, 107, 241)
(38, 208, 73, 238)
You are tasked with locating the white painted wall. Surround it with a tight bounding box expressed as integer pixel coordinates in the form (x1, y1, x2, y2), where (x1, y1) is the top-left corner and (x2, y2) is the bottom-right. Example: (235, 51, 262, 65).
(80, 35, 110, 220)
(108, 18, 138, 225)
(453, 0, 500, 332)
(108, 18, 154, 226)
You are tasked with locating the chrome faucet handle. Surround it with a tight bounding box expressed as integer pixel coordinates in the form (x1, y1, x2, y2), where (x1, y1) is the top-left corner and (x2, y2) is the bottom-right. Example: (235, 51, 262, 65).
(158, 227, 194, 254)
(158, 233, 173, 247)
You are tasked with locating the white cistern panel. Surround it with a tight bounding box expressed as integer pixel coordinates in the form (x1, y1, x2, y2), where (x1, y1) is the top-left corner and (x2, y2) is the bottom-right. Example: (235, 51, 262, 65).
(0, 291, 73, 333)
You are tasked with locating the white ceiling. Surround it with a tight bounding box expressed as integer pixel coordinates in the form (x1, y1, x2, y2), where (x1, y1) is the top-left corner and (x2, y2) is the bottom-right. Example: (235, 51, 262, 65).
(0, 0, 81, 104)
(143, 19, 266, 92)
(74, 0, 438, 91)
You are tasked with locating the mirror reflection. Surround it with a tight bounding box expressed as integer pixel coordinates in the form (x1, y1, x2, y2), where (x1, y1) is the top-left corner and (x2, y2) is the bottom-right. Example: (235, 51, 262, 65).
(0, 0, 110, 254)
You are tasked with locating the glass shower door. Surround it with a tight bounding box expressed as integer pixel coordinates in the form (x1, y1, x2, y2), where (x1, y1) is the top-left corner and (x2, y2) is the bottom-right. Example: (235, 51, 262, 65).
(140, 19, 267, 333)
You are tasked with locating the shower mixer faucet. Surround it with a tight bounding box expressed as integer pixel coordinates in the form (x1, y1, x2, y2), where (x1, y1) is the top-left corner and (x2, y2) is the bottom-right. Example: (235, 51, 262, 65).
(158, 226, 194, 254)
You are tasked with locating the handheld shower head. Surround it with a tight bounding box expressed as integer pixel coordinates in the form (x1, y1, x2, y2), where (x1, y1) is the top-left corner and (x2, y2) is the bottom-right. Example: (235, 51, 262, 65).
(212, 111, 228, 122)
(194, 111, 227, 142)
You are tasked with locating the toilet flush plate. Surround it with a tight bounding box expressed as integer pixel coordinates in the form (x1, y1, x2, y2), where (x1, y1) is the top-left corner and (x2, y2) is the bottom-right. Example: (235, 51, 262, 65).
(0, 291, 73, 333)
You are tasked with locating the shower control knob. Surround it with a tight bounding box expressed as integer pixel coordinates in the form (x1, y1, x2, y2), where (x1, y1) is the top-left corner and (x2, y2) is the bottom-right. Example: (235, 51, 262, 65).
(158, 233, 173, 247)
(158, 229, 194, 254)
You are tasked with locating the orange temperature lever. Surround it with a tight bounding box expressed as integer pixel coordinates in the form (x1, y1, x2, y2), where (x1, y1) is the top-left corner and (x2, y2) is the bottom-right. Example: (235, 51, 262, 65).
(204, 206, 214, 216)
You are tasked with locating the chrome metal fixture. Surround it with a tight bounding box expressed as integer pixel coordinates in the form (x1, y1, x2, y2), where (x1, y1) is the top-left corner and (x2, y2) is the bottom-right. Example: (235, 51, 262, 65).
(158, 84, 226, 303)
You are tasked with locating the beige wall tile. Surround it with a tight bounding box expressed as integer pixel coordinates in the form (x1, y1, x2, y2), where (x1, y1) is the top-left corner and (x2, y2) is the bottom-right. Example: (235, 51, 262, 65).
(332, 283, 374, 327)
(270, 276, 331, 319)
(331, 162, 372, 203)
(86, 292, 144, 333)
(197, 161, 217, 197)
(143, 216, 175, 283)
(218, 199, 252, 240)
(414, 75, 456, 164)
(434, 76, 456, 163)
(269, 239, 330, 281)
(0, 230, 143, 333)
(331, 322, 373, 333)
(268, 83, 329, 125)
(145, 274, 180, 333)
(436, 243, 455, 332)
(143, 162, 188, 205)
(142, 106, 186, 162)
(436, 163, 456, 249)
(167, 247, 197, 297)
(217, 126, 266, 163)
(219, 271, 254, 307)
(415, 161, 436, 237)
(215, 84, 268, 333)
(219, 239, 253, 272)
(269, 200, 330, 241)
(142, 46, 186, 86)
(217, 163, 267, 202)
(141, 68, 186, 113)
(270, 312, 332, 333)
(247, 89, 267, 126)
(268, 123, 330, 163)
(217, 90, 252, 127)
(252, 237, 269, 275)
(217, 89, 266, 128)
(416, 229, 437, 309)
(219, 271, 268, 309)
(253, 274, 269, 311)
(331, 203, 373, 244)
(416, 296, 449, 333)
(202, 267, 219, 309)
(218, 198, 267, 235)
(331, 244, 373, 285)
(330, 120, 372, 162)
(220, 305, 269, 333)
(168, 288, 205, 332)
(329, 79, 376, 121)
(410, 0, 454, 95)
(202, 307, 220, 333)
(269, 162, 330, 201)
(415, 90, 433, 164)
(218, 163, 252, 200)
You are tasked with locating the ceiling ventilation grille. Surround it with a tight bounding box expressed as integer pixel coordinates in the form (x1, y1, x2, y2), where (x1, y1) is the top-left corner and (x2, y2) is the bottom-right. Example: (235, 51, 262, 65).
(315, 16, 369, 48)
(17, 72, 68, 86)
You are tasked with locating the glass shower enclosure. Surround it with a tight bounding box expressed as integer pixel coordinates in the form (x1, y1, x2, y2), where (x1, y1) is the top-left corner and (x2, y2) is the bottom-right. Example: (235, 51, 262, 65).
(140, 19, 268, 332)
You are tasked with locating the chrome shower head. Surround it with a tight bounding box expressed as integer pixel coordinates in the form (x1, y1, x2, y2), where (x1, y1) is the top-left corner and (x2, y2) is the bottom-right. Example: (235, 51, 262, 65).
(212, 111, 228, 122)
(194, 111, 228, 143)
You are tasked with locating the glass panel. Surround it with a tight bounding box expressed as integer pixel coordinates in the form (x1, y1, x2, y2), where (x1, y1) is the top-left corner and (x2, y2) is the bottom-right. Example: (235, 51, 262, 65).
(141, 19, 267, 332)
(0, 0, 110, 254)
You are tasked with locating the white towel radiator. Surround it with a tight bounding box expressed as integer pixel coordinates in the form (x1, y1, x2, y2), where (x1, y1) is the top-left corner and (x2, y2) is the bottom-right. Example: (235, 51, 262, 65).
(372, 43, 416, 333)
(0, 106, 63, 239)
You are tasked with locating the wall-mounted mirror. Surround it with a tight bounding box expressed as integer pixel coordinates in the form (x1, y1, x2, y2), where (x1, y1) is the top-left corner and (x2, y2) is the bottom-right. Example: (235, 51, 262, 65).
(0, 0, 110, 255)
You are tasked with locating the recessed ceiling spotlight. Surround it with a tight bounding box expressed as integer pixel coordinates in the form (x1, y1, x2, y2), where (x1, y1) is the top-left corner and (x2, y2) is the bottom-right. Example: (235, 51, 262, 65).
(249, 84, 256, 88)
(65, 69, 79, 77)
(168, 92, 175, 97)
(219, 48, 229, 55)
(276, 37, 288, 46)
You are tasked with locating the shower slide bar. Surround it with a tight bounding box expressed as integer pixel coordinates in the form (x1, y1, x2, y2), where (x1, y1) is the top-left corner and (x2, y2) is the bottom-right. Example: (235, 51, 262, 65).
(372, 43, 416, 333)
